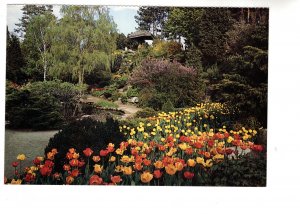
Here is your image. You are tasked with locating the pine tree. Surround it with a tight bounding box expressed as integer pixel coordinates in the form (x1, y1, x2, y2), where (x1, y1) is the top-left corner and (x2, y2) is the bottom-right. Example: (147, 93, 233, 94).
(6, 28, 26, 83)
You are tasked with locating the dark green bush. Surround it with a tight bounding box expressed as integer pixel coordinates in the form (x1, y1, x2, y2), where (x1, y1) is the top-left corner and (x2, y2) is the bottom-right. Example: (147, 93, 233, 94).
(6, 89, 64, 130)
(45, 118, 126, 173)
(135, 107, 157, 118)
(162, 99, 175, 113)
(209, 151, 266, 186)
(5, 80, 82, 130)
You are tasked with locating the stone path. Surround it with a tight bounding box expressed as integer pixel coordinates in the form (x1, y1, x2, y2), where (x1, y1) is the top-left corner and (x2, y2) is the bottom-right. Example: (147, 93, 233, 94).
(114, 100, 142, 119)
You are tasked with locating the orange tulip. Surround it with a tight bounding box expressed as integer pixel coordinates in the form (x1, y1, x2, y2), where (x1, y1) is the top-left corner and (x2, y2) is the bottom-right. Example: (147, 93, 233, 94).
(123, 166, 133, 175)
(140, 171, 153, 183)
(134, 163, 143, 171)
(66, 176, 74, 184)
(204, 152, 211, 159)
(143, 159, 151, 166)
(71, 169, 80, 177)
(154, 160, 164, 169)
(111, 175, 122, 184)
(89, 175, 103, 185)
(92, 156, 101, 162)
(175, 162, 184, 171)
(187, 159, 196, 167)
(165, 164, 177, 175)
(69, 159, 79, 167)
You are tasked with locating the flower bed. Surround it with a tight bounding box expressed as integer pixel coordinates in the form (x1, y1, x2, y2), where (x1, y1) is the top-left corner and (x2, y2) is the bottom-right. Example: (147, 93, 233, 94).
(5, 103, 266, 186)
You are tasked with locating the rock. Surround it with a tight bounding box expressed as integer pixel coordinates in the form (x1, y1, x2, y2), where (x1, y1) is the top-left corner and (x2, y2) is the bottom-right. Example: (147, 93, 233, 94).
(128, 96, 139, 103)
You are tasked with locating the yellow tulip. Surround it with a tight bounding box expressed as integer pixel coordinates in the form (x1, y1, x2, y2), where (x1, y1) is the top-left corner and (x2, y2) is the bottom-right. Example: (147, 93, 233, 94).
(109, 156, 116, 162)
(10, 179, 22, 184)
(94, 164, 103, 173)
(196, 157, 205, 164)
(17, 154, 26, 161)
(120, 155, 130, 163)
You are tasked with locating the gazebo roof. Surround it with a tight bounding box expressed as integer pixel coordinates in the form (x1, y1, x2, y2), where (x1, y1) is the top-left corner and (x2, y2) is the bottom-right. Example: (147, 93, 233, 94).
(128, 30, 153, 40)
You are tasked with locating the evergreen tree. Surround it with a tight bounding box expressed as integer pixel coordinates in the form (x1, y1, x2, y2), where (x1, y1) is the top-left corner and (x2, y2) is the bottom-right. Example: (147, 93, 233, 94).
(6, 28, 26, 83)
(135, 7, 170, 37)
(15, 5, 53, 38)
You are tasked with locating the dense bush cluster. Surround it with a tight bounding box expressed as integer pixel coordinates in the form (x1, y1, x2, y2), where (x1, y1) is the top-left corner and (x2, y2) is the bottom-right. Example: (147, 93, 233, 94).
(129, 59, 204, 110)
(6, 80, 82, 129)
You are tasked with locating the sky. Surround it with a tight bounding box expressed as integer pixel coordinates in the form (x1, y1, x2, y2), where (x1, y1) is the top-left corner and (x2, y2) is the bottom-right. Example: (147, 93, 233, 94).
(6, 5, 139, 36)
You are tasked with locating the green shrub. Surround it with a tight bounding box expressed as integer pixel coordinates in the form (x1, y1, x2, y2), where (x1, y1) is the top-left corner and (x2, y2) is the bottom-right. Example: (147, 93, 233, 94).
(95, 99, 118, 109)
(162, 99, 175, 113)
(120, 94, 128, 104)
(45, 118, 126, 173)
(135, 107, 157, 118)
(208, 151, 266, 186)
(111, 91, 122, 102)
(126, 87, 139, 98)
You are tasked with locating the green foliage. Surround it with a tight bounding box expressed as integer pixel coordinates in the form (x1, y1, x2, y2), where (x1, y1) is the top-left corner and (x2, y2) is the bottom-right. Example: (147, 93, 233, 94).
(162, 99, 175, 113)
(150, 40, 184, 62)
(6, 30, 27, 84)
(112, 74, 128, 89)
(208, 152, 266, 186)
(21, 12, 56, 81)
(45, 118, 126, 172)
(135, 7, 170, 37)
(209, 46, 268, 127)
(6, 88, 63, 130)
(134, 107, 157, 118)
(48, 6, 117, 84)
(126, 87, 139, 98)
(6, 80, 82, 129)
(15, 5, 53, 38)
(95, 99, 118, 109)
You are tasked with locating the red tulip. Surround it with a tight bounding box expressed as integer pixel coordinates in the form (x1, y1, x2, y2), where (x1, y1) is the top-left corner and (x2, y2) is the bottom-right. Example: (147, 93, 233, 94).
(69, 159, 79, 167)
(44, 160, 54, 168)
(99, 150, 109, 157)
(12, 161, 19, 167)
(184, 171, 194, 180)
(153, 170, 163, 179)
(40, 166, 52, 177)
(83, 148, 93, 157)
(70, 169, 80, 177)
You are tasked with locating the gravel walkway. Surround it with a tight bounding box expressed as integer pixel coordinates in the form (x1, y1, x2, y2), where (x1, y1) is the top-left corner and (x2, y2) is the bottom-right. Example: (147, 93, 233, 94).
(4, 129, 58, 178)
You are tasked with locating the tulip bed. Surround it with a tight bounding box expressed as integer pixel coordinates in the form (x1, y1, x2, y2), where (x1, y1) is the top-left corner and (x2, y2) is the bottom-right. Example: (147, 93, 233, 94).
(5, 103, 266, 186)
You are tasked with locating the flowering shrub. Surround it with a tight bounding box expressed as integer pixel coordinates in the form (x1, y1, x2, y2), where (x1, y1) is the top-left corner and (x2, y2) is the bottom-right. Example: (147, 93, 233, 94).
(5, 103, 266, 186)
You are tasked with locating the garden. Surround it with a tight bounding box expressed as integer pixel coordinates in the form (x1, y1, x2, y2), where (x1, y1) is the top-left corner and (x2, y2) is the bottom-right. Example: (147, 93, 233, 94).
(5, 6, 268, 186)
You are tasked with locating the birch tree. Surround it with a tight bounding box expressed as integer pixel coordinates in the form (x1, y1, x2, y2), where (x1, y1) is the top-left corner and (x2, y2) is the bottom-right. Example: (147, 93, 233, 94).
(24, 12, 56, 81)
